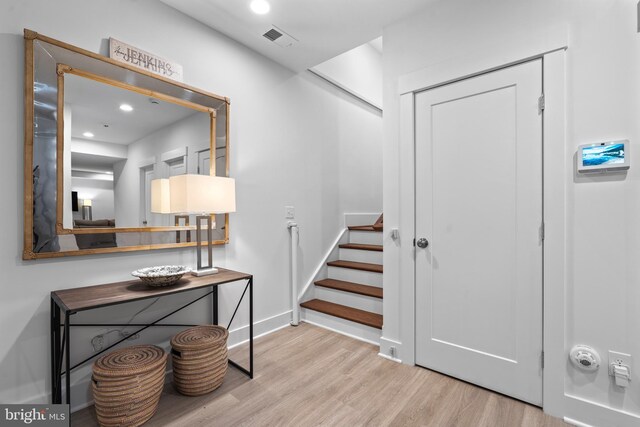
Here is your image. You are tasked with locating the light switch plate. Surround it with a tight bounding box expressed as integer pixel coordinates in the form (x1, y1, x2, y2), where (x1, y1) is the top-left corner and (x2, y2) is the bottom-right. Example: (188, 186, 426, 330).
(285, 206, 295, 219)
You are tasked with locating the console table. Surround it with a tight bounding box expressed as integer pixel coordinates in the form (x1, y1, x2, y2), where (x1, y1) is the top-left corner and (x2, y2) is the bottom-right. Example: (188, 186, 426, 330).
(50, 268, 253, 407)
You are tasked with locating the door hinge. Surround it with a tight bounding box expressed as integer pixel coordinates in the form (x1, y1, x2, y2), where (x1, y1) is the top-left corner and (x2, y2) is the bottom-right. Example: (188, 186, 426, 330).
(541, 351, 545, 369)
(413, 238, 416, 247)
(539, 222, 545, 241)
(538, 94, 545, 113)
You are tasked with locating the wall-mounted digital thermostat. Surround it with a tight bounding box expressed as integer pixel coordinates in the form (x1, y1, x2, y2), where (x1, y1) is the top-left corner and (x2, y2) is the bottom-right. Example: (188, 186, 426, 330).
(577, 140, 630, 173)
(570, 345, 601, 372)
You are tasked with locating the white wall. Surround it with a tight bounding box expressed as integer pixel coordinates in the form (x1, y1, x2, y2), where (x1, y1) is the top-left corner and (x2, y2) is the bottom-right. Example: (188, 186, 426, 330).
(309, 41, 383, 215)
(71, 177, 115, 221)
(114, 112, 210, 229)
(311, 41, 383, 108)
(0, 0, 381, 410)
(68, 138, 125, 226)
(70, 139, 127, 159)
(382, 0, 640, 425)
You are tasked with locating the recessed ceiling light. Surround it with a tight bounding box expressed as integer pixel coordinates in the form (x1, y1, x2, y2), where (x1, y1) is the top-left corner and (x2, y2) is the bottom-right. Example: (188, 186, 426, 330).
(83, 131, 94, 138)
(119, 104, 134, 112)
(250, 0, 270, 15)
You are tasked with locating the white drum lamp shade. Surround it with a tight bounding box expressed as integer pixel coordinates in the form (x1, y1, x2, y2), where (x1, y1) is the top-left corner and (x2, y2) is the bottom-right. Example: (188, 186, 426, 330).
(150, 179, 171, 214)
(169, 175, 236, 214)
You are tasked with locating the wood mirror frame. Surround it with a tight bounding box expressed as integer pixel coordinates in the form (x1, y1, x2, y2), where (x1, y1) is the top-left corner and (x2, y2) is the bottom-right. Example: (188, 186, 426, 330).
(23, 30, 231, 260)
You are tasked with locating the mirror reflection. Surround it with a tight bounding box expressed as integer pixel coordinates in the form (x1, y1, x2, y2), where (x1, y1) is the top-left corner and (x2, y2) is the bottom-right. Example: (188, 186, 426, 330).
(26, 37, 230, 258)
(63, 72, 226, 229)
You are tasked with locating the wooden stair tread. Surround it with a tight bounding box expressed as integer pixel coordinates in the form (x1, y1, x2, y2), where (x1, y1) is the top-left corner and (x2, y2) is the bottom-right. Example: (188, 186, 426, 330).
(300, 299, 383, 329)
(348, 225, 382, 232)
(339, 243, 383, 252)
(315, 279, 383, 299)
(327, 260, 383, 273)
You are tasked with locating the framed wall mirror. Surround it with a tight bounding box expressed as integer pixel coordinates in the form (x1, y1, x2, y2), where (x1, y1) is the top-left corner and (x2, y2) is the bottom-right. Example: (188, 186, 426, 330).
(23, 30, 231, 259)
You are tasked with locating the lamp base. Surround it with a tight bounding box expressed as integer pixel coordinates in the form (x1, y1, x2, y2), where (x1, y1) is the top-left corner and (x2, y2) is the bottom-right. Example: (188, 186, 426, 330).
(191, 267, 219, 277)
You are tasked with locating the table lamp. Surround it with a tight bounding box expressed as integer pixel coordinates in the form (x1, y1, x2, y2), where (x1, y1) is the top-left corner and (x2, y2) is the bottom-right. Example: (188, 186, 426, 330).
(151, 175, 236, 276)
(82, 199, 93, 220)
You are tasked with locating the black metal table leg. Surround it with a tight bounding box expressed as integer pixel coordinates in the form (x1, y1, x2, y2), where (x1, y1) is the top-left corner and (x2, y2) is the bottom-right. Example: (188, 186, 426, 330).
(50, 299, 61, 404)
(65, 311, 71, 405)
(249, 276, 253, 378)
(226, 277, 254, 379)
(213, 286, 218, 325)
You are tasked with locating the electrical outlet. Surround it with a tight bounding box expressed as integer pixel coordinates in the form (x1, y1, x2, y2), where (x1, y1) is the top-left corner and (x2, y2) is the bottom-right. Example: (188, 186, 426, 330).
(390, 346, 397, 358)
(608, 350, 632, 375)
(91, 334, 104, 352)
(285, 206, 295, 219)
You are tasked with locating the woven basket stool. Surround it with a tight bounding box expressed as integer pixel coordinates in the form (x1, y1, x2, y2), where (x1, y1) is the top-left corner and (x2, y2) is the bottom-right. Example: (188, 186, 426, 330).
(171, 325, 229, 396)
(92, 345, 167, 427)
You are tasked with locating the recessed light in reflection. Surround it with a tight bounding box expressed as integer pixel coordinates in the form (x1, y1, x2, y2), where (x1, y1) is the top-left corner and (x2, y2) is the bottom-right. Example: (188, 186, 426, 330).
(119, 104, 134, 112)
(250, 0, 270, 14)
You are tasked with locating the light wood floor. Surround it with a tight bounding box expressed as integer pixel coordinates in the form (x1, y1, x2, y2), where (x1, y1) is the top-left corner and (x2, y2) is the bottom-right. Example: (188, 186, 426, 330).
(73, 323, 567, 427)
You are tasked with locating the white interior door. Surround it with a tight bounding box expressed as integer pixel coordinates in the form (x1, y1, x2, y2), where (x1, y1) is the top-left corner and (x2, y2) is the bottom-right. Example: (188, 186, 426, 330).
(415, 60, 543, 405)
(167, 158, 186, 176)
(197, 149, 211, 176)
(141, 166, 154, 226)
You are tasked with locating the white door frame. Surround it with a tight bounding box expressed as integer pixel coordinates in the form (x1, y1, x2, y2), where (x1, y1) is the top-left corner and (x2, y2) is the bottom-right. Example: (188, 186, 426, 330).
(391, 36, 567, 417)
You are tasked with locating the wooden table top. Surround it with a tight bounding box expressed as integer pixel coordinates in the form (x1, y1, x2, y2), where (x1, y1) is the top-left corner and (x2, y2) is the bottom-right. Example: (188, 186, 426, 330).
(51, 268, 252, 313)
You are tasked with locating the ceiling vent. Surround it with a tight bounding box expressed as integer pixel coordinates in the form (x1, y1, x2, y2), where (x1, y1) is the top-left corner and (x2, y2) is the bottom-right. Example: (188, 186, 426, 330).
(262, 25, 298, 48)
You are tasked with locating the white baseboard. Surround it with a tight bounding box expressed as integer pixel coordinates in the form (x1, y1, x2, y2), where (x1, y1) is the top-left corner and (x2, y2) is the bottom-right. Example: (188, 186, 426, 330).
(563, 417, 593, 427)
(564, 393, 640, 427)
(377, 352, 402, 363)
(379, 336, 403, 363)
(227, 310, 292, 348)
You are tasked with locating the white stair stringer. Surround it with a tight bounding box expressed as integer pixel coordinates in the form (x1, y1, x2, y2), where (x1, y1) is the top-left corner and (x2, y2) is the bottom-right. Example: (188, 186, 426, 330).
(297, 228, 348, 303)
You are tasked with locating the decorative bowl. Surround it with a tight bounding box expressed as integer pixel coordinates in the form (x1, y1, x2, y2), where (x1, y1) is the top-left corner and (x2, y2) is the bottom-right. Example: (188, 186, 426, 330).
(131, 265, 191, 287)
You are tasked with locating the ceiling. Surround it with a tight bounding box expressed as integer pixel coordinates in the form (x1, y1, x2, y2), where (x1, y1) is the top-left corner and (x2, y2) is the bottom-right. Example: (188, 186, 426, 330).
(71, 153, 120, 175)
(159, 0, 433, 72)
(65, 73, 199, 145)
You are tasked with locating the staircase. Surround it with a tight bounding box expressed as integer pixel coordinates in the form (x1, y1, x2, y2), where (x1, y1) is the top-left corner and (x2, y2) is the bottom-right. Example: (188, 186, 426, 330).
(300, 215, 383, 344)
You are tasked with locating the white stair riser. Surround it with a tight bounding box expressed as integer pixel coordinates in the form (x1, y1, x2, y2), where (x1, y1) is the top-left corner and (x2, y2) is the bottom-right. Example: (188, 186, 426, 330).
(314, 287, 383, 314)
(345, 214, 381, 227)
(349, 230, 383, 245)
(328, 266, 382, 287)
(339, 248, 383, 264)
(301, 309, 381, 344)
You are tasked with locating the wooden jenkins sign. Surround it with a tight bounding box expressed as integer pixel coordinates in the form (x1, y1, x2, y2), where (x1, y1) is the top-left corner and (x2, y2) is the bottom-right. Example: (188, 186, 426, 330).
(109, 38, 184, 82)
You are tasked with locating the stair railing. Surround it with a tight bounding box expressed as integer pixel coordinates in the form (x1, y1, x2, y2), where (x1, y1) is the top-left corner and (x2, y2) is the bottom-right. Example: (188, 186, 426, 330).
(288, 221, 300, 326)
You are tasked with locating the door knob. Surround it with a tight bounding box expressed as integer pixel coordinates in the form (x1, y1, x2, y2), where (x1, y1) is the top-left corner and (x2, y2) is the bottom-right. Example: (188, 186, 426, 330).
(416, 238, 429, 248)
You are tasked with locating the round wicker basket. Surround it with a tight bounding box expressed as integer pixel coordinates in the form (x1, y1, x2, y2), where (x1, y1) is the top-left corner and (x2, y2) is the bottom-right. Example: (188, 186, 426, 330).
(92, 345, 167, 427)
(171, 325, 229, 396)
